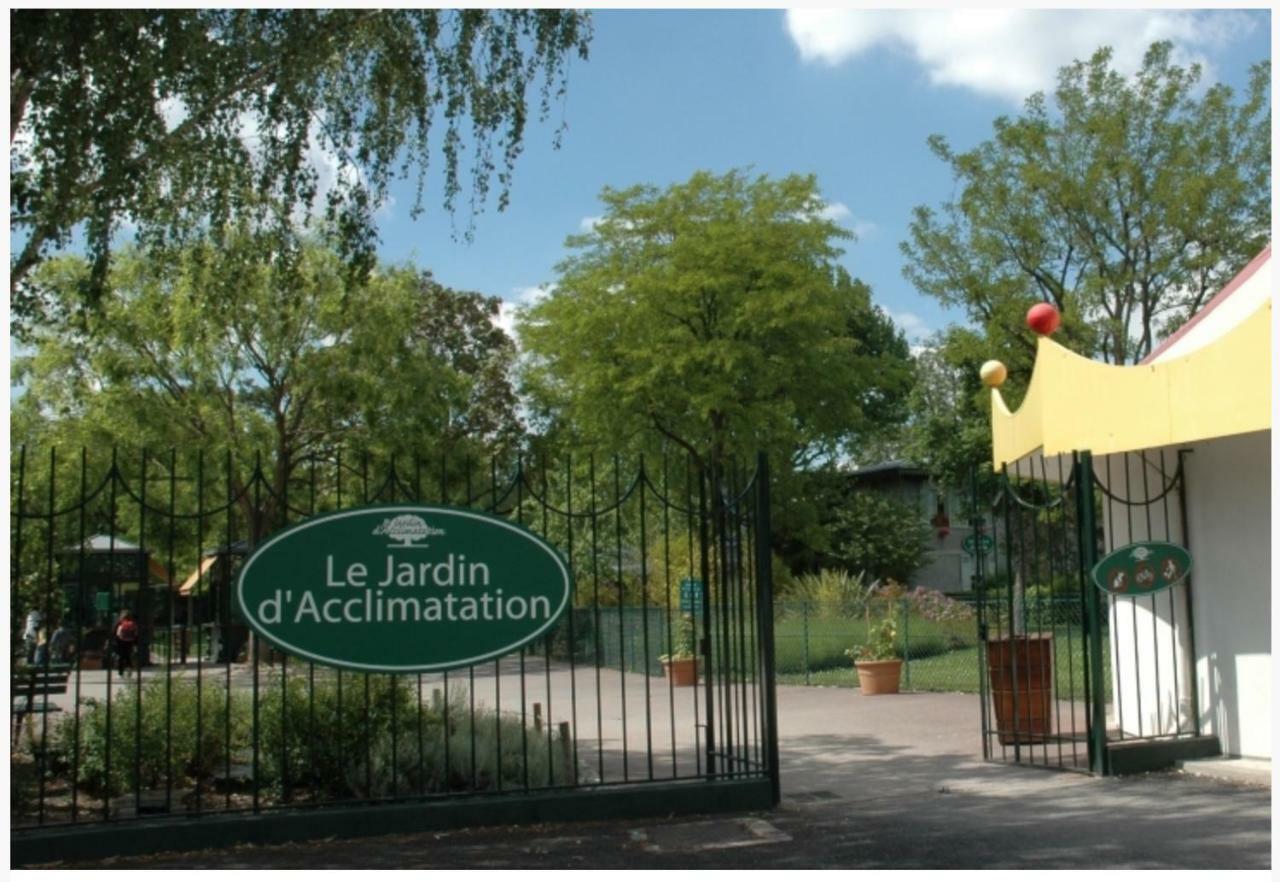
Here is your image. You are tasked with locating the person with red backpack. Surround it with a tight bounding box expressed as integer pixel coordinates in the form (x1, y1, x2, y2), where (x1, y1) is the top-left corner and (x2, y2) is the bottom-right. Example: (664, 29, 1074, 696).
(114, 610, 140, 676)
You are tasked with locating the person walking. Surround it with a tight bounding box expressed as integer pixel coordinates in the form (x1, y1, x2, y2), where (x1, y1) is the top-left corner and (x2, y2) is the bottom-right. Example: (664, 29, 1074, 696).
(49, 620, 75, 663)
(32, 626, 50, 666)
(22, 609, 41, 663)
(114, 610, 140, 677)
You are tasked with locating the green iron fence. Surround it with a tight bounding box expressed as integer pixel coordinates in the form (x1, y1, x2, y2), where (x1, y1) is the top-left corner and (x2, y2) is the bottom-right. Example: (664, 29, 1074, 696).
(773, 598, 979, 691)
(558, 596, 1104, 697)
(11, 447, 779, 842)
(970, 449, 1189, 776)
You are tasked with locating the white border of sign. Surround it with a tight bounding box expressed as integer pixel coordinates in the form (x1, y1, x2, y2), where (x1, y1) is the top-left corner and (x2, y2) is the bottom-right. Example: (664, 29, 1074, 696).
(236, 504, 574, 672)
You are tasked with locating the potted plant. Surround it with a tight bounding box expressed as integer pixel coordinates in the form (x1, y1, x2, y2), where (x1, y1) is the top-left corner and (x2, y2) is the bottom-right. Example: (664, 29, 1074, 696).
(845, 614, 902, 695)
(659, 614, 698, 686)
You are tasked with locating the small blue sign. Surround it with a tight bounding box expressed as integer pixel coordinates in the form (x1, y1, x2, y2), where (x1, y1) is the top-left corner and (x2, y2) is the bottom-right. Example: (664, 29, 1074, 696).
(679, 577, 704, 612)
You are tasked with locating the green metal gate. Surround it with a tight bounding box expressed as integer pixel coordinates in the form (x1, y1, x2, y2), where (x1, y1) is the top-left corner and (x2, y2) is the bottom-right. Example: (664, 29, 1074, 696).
(973, 450, 1202, 775)
(11, 447, 779, 859)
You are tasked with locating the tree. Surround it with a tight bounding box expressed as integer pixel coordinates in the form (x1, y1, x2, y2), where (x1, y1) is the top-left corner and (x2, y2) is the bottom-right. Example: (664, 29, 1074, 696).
(13, 236, 521, 536)
(518, 169, 913, 474)
(902, 41, 1270, 378)
(10, 9, 592, 327)
(900, 330, 1001, 510)
(829, 493, 929, 585)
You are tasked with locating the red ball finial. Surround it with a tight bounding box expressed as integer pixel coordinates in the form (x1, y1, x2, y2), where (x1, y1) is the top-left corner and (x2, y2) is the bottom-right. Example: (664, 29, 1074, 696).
(1027, 302, 1060, 336)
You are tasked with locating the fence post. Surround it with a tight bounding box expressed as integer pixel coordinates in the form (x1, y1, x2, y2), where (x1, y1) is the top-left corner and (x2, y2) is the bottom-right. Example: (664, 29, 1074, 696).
(753, 452, 780, 808)
(627, 614, 635, 673)
(1076, 450, 1109, 775)
(902, 598, 911, 691)
(802, 601, 810, 686)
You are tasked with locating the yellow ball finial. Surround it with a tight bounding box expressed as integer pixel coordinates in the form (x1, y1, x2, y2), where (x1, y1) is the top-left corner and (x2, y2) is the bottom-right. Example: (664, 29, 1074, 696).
(980, 360, 1007, 388)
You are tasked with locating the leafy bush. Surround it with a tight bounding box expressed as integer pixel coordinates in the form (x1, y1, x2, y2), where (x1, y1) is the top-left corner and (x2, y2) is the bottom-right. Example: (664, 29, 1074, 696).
(253, 672, 421, 797)
(658, 614, 695, 662)
(828, 493, 929, 584)
(783, 568, 873, 618)
(11, 756, 38, 815)
(846, 615, 899, 662)
(906, 586, 975, 623)
(49, 670, 580, 802)
(51, 677, 250, 797)
(252, 673, 578, 799)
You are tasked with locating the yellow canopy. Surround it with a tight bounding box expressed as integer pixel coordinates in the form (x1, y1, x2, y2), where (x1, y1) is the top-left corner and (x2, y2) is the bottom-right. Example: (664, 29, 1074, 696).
(991, 299, 1271, 467)
(178, 555, 219, 596)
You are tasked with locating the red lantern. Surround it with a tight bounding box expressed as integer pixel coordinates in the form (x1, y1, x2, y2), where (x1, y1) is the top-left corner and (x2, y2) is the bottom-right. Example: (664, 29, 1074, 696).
(1027, 303, 1061, 336)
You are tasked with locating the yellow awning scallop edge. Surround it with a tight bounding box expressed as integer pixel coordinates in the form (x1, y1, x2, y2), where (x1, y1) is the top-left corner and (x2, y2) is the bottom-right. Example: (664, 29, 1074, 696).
(992, 300, 1272, 467)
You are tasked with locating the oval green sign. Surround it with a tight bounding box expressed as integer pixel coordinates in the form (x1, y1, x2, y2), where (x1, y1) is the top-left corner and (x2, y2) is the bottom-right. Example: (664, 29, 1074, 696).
(1091, 541, 1193, 596)
(236, 505, 573, 672)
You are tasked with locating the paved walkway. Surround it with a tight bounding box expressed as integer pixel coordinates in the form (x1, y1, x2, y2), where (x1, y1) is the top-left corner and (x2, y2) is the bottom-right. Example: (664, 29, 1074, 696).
(29, 683, 1271, 869)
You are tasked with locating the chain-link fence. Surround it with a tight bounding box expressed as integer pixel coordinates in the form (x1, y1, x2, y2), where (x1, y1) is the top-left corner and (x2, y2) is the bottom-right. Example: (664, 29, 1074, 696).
(548, 596, 1100, 696)
(773, 598, 981, 691)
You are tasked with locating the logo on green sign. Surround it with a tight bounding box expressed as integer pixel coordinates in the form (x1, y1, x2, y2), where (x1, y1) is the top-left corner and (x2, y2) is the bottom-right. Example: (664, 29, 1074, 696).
(963, 533, 994, 555)
(1091, 541, 1192, 596)
(237, 506, 573, 672)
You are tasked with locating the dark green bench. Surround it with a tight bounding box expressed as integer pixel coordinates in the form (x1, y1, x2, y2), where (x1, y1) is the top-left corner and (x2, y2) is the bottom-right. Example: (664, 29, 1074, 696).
(11, 663, 73, 739)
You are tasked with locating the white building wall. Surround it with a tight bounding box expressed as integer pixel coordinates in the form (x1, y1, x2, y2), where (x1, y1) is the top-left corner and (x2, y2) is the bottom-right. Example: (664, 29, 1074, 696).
(1098, 432, 1272, 758)
(1097, 449, 1195, 740)
(1181, 430, 1272, 759)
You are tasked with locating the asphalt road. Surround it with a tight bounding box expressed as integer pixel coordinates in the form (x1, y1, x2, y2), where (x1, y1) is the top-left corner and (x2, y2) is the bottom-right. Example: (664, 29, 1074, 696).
(25, 685, 1271, 870)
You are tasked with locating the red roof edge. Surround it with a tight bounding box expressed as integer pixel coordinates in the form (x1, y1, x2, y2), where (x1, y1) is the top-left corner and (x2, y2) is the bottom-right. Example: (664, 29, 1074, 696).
(1141, 244, 1272, 365)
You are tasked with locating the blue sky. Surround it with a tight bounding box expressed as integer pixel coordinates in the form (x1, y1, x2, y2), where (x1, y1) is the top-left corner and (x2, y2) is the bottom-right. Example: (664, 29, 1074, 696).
(365, 8, 1270, 346)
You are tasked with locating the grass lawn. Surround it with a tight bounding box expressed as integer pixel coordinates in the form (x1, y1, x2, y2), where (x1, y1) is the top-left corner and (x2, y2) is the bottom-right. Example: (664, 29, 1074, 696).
(776, 635, 1111, 700)
(773, 605, 978, 674)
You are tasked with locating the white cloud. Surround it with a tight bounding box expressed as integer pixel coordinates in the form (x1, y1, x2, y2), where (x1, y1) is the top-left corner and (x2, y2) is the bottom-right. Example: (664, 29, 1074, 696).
(512, 284, 553, 306)
(784, 9, 1256, 103)
(580, 216, 603, 232)
(817, 201, 851, 222)
(810, 200, 876, 238)
(885, 308, 931, 344)
(494, 284, 555, 342)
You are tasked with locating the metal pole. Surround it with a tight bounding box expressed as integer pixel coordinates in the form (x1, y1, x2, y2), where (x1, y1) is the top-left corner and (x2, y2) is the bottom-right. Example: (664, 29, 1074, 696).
(802, 601, 810, 686)
(698, 466, 716, 778)
(902, 598, 911, 692)
(753, 453, 780, 807)
(1176, 450, 1202, 737)
(1077, 451, 1109, 775)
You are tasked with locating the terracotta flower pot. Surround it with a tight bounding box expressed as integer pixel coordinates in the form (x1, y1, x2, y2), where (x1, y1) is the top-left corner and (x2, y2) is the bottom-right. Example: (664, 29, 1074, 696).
(662, 657, 697, 686)
(855, 659, 902, 695)
(986, 634, 1053, 745)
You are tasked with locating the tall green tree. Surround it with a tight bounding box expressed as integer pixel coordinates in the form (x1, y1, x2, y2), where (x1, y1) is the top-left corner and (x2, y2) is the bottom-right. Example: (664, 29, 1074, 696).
(13, 238, 521, 535)
(519, 169, 912, 473)
(902, 41, 1270, 378)
(10, 9, 592, 326)
(901, 330, 1000, 507)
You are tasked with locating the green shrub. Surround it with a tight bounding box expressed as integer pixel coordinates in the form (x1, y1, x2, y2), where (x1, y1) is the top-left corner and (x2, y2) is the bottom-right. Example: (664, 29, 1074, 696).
(254, 673, 578, 799)
(255, 672, 432, 797)
(442, 705, 576, 791)
(846, 615, 898, 662)
(829, 494, 929, 583)
(11, 756, 38, 815)
(51, 677, 250, 797)
(783, 569, 872, 618)
(49, 670, 580, 802)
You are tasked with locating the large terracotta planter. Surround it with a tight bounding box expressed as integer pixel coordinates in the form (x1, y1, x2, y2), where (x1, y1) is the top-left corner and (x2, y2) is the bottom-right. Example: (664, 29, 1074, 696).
(662, 657, 697, 686)
(986, 634, 1053, 745)
(855, 659, 902, 695)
